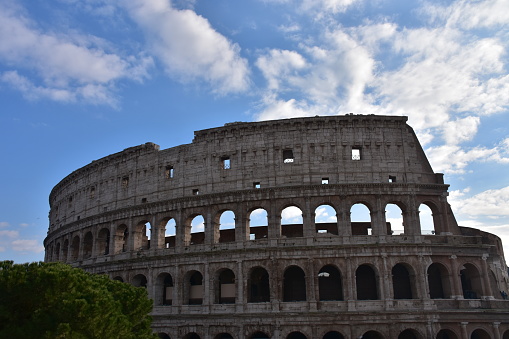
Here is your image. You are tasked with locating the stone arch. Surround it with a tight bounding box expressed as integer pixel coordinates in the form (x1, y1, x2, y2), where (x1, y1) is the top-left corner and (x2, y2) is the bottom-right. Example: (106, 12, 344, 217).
(356, 264, 379, 300)
(427, 262, 452, 299)
(250, 331, 270, 339)
(392, 263, 416, 299)
(215, 268, 236, 304)
(183, 333, 201, 339)
(62, 238, 69, 261)
(318, 265, 343, 301)
(71, 235, 80, 261)
(361, 331, 384, 339)
(286, 332, 307, 339)
(115, 224, 128, 253)
(134, 220, 150, 251)
(248, 208, 268, 240)
(97, 227, 110, 256)
(186, 214, 205, 245)
(160, 217, 176, 249)
(248, 266, 270, 303)
(113, 276, 124, 282)
(214, 333, 234, 339)
(186, 270, 203, 305)
(314, 204, 338, 235)
(283, 265, 306, 302)
(281, 205, 303, 238)
(470, 328, 491, 339)
(350, 202, 373, 235)
(436, 329, 458, 339)
(419, 201, 440, 235)
(158, 333, 171, 339)
(155, 272, 173, 306)
(460, 263, 483, 299)
(217, 210, 236, 243)
(385, 203, 404, 235)
(502, 329, 509, 339)
(83, 231, 93, 259)
(399, 329, 422, 339)
(131, 274, 147, 288)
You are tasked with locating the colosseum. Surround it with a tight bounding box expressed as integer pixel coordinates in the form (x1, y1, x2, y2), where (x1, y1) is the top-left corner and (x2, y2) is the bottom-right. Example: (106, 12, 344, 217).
(44, 114, 509, 339)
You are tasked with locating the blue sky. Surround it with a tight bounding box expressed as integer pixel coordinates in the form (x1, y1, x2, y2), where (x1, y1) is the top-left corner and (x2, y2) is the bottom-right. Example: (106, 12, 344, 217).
(1, 0, 508, 263)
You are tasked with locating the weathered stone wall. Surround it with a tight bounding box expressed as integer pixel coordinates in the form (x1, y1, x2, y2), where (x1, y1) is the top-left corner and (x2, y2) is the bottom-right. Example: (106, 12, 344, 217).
(44, 115, 509, 339)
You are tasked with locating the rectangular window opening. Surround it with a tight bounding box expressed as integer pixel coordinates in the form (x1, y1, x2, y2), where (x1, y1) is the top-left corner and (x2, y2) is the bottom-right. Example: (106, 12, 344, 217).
(283, 149, 294, 163)
(165, 166, 174, 179)
(141, 198, 147, 203)
(352, 147, 361, 160)
(222, 157, 231, 169)
(192, 189, 199, 196)
(389, 175, 396, 183)
(121, 176, 129, 188)
(253, 182, 261, 189)
(322, 177, 329, 184)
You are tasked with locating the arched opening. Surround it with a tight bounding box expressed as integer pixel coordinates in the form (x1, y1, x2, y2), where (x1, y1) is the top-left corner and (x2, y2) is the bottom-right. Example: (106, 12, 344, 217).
(362, 331, 383, 339)
(217, 269, 236, 304)
(134, 221, 150, 250)
(214, 334, 234, 339)
(318, 265, 343, 301)
(436, 329, 458, 339)
(249, 208, 268, 240)
(83, 231, 93, 259)
(315, 204, 338, 235)
(184, 333, 201, 339)
(55, 242, 61, 261)
(471, 329, 491, 339)
(286, 332, 307, 339)
(399, 329, 421, 339)
(132, 274, 147, 288)
(190, 215, 205, 245)
(158, 333, 171, 339)
(188, 271, 203, 305)
(250, 332, 270, 339)
(350, 203, 373, 235)
(281, 206, 303, 238)
(427, 263, 452, 299)
(219, 210, 236, 243)
(460, 263, 483, 299)
(248, 267, 270, 303)
(113, 276, 124, 282)
(71, 235, 80, 261)
(392, 264, 414, 299)
(502, 330, 509, 339)
(62, 239, 69, 261)
(419, 203, 436, 235)
(155, 273, 173, 305)
(97, 228, 110, 255)
(356, 264, 378, 300)
(164, 218, 176, 249)
(385, 203, 403, 235)
(115, 224, 128, 253)
(323, 331, 345, 339)
(283, 266, 306, 302)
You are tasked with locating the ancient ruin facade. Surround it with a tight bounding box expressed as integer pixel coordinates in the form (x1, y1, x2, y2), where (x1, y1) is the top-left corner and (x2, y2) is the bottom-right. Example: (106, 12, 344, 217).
(45, 115, 509, 339)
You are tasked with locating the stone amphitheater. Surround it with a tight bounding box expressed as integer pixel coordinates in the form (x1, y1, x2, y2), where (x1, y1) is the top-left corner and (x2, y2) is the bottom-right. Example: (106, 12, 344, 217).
(44, 115, 509, 339)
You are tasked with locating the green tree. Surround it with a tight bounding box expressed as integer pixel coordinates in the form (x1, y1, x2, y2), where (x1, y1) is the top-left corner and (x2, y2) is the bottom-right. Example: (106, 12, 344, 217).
(0, 261, 158, 339)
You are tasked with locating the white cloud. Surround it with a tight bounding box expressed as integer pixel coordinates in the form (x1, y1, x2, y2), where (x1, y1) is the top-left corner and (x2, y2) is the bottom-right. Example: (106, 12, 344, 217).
(0, 222, 10, 228)
(442, 116, 480, 145)
(450, 186, 509, 217)
(124, 0, 250, 94)
(11, 239, 45, 253)
(0, 230, 19, 238)
(281, 206, 303, 223)
(0, 2, 152, 105)
(256, 49, 306, 90)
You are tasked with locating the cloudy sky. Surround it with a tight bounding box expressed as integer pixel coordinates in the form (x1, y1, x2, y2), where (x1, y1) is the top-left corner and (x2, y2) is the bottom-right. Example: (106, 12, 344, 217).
(1, 0, 508, 263)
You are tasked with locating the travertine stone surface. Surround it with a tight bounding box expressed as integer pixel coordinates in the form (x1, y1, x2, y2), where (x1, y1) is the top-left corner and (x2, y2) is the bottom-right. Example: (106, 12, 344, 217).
(45, 115, 509, 339)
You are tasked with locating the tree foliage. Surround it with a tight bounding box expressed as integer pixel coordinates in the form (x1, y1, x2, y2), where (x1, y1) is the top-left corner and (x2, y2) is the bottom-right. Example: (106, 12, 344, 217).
(0, 261, 157, 339)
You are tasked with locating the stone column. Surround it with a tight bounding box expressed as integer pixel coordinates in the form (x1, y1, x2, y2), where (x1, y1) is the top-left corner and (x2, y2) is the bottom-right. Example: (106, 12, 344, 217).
(303, 198, 314, 238)
(460, 322, 469, 338)
(481, 254, 494, 299)
(338, 197, 351, 237)
(493, 322, 501, 339)
(449, 255, 463, 299)
(236, 260, 244, 312)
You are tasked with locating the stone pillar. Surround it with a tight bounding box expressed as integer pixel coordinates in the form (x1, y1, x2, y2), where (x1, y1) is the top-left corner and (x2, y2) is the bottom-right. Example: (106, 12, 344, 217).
(236, 260, 244, 312)
(346, 257, 356, 311)
(493, 322, 501, 339)
(205, 207, 215, 245)
(371, 196, 386, 236)
(339, 198, 351, 237)
(307, 258, 317, 311)
(303, 198, 314, 238)
(481, 254, 494, 299)
(460, 322, 469, 338)
(450, 255, 463, 299)
(235, 206, 247, 243)
(404, 200, 421, 236)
